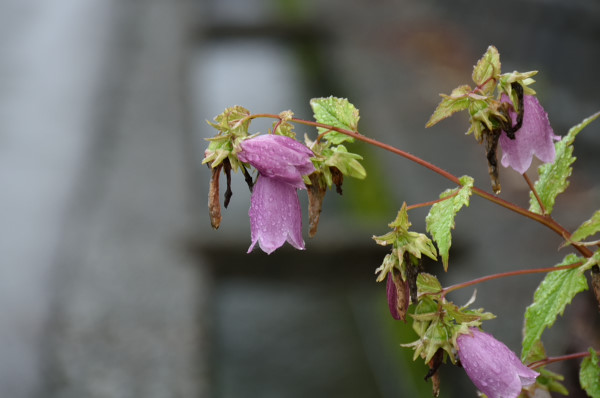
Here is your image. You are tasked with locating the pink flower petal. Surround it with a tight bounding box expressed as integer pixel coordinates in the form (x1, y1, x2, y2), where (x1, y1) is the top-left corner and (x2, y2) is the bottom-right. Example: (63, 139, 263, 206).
(499, 94, 560, 175)
(457, 328, 539, 398)
(238, 135, 315, 189)
(247, 176, 304, 254)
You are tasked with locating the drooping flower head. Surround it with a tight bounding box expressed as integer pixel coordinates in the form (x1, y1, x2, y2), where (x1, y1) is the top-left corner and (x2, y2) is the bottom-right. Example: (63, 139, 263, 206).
(237, 134, 315, 254)
(499, 94, 560, 175)
(457, 327, 539, 398)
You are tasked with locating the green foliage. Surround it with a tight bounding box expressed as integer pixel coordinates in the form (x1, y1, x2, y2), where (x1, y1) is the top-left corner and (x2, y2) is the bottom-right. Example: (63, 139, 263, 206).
(271, 110, 296, 138)
(580, 349, 600, 398)
(426, 46, 541, 149)
(536, 368, 570, 396)
(524, 341, 569, 395)
(307, 97, 367, 193)
(521, 254, 588, 361)
(416, 273, 441, 294)
(571, 210, 600, 244)
(426, 85, 472, 128)
(498, 70, 538, 110)
(472, 45, 501, 92)
(323, 144, 366, 180)
(204, 106, 252, 171)
(404, 279, 494, 364)
(425, 176, 474, 271)
(581, 249, 600, 272)
(310, 96, 360, 145)
(529, 111, 600, 214)
(373, 203, 437, 282)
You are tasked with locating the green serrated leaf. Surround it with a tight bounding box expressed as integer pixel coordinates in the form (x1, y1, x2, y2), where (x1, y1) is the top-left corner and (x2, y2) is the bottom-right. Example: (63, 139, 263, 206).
(530, 111, 600, 214)
(472, 46, 501, 91)
(416, 273, 442, 294)
(521, 254, 589, 361)
(426, 85, 472, 127)
(580, 349, 600, 398)
(571, 210, 600, 243)
(425, 176, 474, 271)
(524, 339, 547, 363)
(310, 96, 359, 145)
(208, 105, 252, 136)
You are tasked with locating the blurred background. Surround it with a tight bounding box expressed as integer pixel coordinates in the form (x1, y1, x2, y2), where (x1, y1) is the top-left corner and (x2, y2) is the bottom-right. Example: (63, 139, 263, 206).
(1, 0, 599, 397)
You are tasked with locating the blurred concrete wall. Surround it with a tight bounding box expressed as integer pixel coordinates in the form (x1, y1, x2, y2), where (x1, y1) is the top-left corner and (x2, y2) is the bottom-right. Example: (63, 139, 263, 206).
(1, 0, 208, 397)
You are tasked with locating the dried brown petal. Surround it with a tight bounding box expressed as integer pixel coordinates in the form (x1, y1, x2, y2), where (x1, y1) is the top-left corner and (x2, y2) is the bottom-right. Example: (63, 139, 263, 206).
(483, 128, 502, 194)
(208, 162, 223, 229)
(331, 166, 344, 195)
(425, 349, 443, 397)
(387, 270, 409, 322)
(307, 172, 327, 238)
(223, 158, 232, 208)
(592, 268, 600, 312)
(405, 253, 423, 304)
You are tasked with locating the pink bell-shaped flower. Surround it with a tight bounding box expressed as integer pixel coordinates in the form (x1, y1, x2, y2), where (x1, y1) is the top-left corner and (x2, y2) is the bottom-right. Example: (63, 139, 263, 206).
(237, 135, 315, 254)
(457, 327, 539, 398)
(499, 94, 560, 175)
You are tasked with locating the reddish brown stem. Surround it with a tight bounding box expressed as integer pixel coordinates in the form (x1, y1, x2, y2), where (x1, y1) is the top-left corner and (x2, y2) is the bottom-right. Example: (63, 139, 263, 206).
(528, 350, 598, 370)
(523, 172, 547, 215)
(407, 191, 460, 211)
(441, 261, 583, 298)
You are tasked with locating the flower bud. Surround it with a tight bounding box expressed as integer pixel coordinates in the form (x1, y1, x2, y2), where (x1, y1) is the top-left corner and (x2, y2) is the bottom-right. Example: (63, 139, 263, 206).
(457, 327, 539, 398)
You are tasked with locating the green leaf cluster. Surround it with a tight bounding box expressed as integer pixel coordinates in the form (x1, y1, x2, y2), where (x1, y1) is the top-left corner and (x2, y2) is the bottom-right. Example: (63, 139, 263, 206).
(203, 105, 252, 170)
(521, 254, 588, 361)
(497, 70, 537, 112)
(373, 203, 437, 282)
(404, 276, 494, 363)
(308, 97, 367, 188)
(425, 176, 474, 270)
(580, 349, 600, 398)
(427, 46, 503, 141)
(426, 45, 539, 143)
(535, 368, 570, 396)
(529, 111, 600, 215)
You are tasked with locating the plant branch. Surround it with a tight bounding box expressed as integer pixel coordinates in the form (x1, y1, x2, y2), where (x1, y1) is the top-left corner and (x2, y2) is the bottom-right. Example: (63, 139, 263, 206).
(528, 350, 599, 370)
(407, 191, 460, 211)
(247, 114, 594, 258)
(523, 172, 546, 215)
(440, 261, 583, 298)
